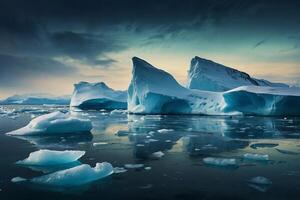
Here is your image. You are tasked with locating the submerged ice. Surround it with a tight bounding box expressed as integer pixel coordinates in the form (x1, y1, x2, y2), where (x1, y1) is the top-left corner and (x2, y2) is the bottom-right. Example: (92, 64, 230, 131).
(16, 150, 85, 166)
(70, 82, 127, 110)
(127, 57, 300, 116)
(6, 111, 92, 135)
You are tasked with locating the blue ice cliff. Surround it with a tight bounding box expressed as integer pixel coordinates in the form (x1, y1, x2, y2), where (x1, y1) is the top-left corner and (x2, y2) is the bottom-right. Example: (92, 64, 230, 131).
(127, 57, 300, 115)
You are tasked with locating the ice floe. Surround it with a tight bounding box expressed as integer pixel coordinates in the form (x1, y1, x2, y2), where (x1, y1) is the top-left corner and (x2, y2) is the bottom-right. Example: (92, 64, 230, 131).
(203, 157, 237, 167)
(16, 150, 85, 166)
(243, 153, 269, 161)
(31, 162, 113, 186)
(6, 111, 92, 136)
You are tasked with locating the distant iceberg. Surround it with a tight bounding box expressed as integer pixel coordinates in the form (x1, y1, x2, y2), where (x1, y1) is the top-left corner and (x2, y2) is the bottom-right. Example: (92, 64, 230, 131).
(0, 93, 70, 105)
(31, 162, 113, 186)
(187, 56, 288, 92)
(6, 111, 92, 135)
(127, 57, 300, 115)
(16, 150, 85, 166)
(70, 81, 127, 110)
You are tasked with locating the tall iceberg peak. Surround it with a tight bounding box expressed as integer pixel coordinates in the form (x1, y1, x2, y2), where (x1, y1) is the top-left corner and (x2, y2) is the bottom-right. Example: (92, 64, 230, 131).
(128, 57, 224, 114)
(128, 57, 300, 116)
(70, 81, 127, 110)
(187, 56, 288, 92)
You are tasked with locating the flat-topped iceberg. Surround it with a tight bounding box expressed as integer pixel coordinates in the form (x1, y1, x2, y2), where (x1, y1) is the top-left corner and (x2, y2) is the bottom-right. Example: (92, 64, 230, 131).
(70, 81, 127, 110)
(128, 57, 300, 116)
(187, 56, 288, 92)
(31, 162, 113, 186)
(16, 150, 85, 166)
(6, 111, 92, 135)
(0, 93, 70, 105)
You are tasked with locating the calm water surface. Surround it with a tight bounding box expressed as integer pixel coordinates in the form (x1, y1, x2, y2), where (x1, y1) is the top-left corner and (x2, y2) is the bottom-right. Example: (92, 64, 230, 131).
(1, 105, 300, 200)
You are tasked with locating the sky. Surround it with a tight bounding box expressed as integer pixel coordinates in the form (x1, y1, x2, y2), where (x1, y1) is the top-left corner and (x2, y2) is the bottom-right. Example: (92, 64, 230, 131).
(0, 0, 300, 98)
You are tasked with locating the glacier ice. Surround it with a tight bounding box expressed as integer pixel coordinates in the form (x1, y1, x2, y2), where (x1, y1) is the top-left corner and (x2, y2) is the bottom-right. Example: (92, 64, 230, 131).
(187, 56, 288, 92)
(203, 157, 237, 167)
(16, 150, 85, 166)
(6, 111, 92, 136)
(243, 153, 269, 161)
(31, 162, 113, 186)
(0, 93, 70, 105)
(70, 81, 127, 110)
(127, 57, 300, 116)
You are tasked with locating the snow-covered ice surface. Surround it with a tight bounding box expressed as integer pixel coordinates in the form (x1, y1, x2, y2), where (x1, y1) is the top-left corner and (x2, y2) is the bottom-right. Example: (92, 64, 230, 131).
(31, 162, 113, 186)
(187, 56, 288, 92)
(70, 82, 127, 110)
(16, 150, 85, 166)
(128, 57, 300, 115)
(6, 111, 92, 135)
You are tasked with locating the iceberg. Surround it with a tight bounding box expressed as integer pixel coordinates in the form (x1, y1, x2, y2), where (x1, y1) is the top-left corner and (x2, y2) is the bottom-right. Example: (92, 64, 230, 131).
(243, 153, 269, 161)
(128, 57, 300, 116)
(203, 157, 237, 167)
(0, 93, 70, 105)
(70, 82, 127, 110)
(6, 111, 92, 136)
(16, 150, 85, 166)
(248, 176, 272, 185)
(31, 162, 113, 186)
(187, 56, 288, 92)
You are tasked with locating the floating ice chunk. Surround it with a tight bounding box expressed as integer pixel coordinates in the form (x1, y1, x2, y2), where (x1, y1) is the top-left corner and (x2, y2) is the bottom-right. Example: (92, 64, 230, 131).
(157, 129, 174, 133)
(203, 157, 237, 167)
(248, 176, 272, 185)
(110, 109, 127, 115)
(243, 153, 269, 161)
(31, 162, 113, 186)
(6, 111, 92, 136)
(113, 167, 127, 174)
(150, 151, 165, 159)
(250, 143, 279, 149)
(70, 81, 127, 110)
(11, 177, 27, 183)
(145, 166, 151, 170)
(275, 148, 299, 155)
(16, 150, 85, 166)
(93, 142, 108, 146)
(124, 164, 144, 169)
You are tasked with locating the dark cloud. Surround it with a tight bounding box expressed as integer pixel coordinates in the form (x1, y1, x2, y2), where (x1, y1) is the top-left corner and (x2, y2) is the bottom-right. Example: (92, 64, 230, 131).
(0, 54, 76, 86)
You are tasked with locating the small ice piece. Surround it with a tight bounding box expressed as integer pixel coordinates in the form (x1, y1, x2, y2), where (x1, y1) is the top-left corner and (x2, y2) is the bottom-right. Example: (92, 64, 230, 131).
(139, 184, 152, 189)
(203, 157, 237, 167)
(16, 150, 85, 166)
(157, 129, 174, 133)
(11, 177, 27, 183)
(93, 142, 108, 146)
(31, 162, 113, 186)
(136, 144, 145, 147)
(124, 164, 144, 169)
(275, 148, 299, 155)
(145, 166, 151, 170)
(248, 176, 272, 185)
(243, 153, 269, 161)
(115, 130, 129, 137)
(110, 109, 126, 115)
(6, 111, 92, 136)
(250, 143, 278, 149)
(186, 128, 193, 131)
(114, 167, 127, 174)
(150, 151, 165, 159)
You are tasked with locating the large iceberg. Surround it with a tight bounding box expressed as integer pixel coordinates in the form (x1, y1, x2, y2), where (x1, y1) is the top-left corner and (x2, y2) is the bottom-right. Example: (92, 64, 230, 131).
(127, 57, 300, 115)
(187, 56, 288, 92)
(6, 111, 92, 135)
(16, 150, 85, 166)
(0, 93, 70, 105)
(70, 81, 127, 110)
(31, 162, 113, 186)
